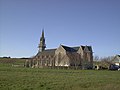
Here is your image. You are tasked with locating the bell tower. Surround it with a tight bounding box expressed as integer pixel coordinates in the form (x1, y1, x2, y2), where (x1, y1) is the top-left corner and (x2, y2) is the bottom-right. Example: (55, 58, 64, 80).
(38, 29, 46, 52)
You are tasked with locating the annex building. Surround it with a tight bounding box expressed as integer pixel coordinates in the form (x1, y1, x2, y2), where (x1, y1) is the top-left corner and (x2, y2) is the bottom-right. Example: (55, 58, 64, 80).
(26, 30, 93, 69)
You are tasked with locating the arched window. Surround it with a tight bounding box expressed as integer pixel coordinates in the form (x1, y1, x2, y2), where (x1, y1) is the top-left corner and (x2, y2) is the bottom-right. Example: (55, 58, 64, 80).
(42, 55, 44, 59)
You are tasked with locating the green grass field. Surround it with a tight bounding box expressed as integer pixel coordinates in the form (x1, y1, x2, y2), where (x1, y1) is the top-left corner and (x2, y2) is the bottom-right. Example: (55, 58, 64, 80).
(0, 58, 120, 90)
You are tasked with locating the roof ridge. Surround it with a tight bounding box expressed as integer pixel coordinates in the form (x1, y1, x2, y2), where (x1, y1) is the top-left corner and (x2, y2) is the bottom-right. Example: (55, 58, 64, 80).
(61, 45, 78, 52)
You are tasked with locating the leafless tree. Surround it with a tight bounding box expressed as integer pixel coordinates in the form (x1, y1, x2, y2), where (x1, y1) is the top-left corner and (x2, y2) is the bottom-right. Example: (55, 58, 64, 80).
(98, 56, 114, 68)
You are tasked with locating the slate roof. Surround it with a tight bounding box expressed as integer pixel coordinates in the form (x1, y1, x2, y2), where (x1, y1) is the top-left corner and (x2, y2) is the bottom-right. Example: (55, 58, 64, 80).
(36, 45, 92, 56)
(72, 47, 79, 51)
(81, 46, 92, 52)
(61, 45, 78, 52)
(87, 46, 92, 51)
(117, 55, 120, 57)
(37, 49, 56, 56)
(81, 46, 85, 50)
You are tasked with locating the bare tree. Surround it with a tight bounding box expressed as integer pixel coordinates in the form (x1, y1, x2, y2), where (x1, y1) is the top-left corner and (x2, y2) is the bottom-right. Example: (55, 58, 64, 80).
(93, 55, 100, 61)
(99, 56, 114, 68)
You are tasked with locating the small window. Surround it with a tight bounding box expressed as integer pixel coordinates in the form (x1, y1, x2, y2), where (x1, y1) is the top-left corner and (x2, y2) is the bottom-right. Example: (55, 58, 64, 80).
(42, 55, 44, 58)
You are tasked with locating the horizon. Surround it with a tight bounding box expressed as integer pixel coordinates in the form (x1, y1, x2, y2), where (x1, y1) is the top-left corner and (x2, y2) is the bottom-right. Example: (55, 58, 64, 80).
(0, 0, 120, 58)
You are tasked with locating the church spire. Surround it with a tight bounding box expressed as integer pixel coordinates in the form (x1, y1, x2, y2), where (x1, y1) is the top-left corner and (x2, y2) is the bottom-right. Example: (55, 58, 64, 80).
(41, 28, 44, 38)
(38, 29, 46, 52)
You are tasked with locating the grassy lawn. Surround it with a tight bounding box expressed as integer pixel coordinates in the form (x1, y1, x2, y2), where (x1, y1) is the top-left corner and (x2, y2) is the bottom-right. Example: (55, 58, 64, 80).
(0, 59, 120, 90)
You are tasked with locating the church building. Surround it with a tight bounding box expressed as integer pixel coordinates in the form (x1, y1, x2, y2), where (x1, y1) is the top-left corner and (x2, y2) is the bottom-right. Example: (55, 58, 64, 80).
(26, 30, 93, 69)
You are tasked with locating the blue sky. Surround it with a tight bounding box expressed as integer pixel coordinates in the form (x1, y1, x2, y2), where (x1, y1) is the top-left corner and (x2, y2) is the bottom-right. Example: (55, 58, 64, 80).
(0, 0, 120, 58)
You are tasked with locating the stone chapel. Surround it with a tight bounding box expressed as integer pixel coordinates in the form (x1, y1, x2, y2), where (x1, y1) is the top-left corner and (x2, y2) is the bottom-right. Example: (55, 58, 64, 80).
(25, 30, 93, 69)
